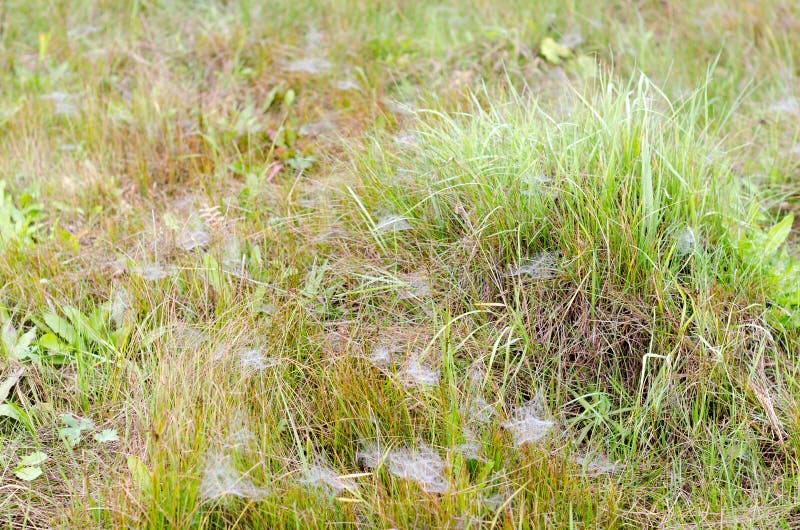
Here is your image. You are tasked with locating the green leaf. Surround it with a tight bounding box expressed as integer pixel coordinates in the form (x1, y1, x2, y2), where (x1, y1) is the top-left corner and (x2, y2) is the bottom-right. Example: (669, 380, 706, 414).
(540, 37, 572, 65)
(202, 254, 224, 293)
(59, 414, 94, 447)
(0, 403, 25, 422)
(127, 455, 152, 493)
(2, 320, 17, 351)
(43, 311, 78, 344)
(14, 466, 42, 481)
(60, 427, 82, 447)
(283, 88, 296, 107)
(1, 368, 23, 402)
(287, 155, 316, 171)
(19, 451, 47, 467)
(301, 259, 328, 299)
(93, 429, 119, 443)
(162, 212, 180, 231)
(764, 213, 794, 257)
(14, 327, 38, 359)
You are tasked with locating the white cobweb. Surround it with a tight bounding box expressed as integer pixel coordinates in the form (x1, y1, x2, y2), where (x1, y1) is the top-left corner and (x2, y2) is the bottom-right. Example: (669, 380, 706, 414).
(300, 463, 357, 495)
(199, 452, 266, 502)
(502, 397, 555, 446)
(357, 443, 448, 493)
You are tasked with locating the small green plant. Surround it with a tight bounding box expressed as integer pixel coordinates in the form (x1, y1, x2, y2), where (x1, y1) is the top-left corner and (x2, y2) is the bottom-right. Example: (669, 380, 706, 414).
(59, 413, 94, 448)
(1, 311, 38, 362)
(93, 428, 119, 443)
(0, 181, 41, 247)
(0, 367, 31, 428)
(36, 304, 128, 365)
(14, 451, 47, 481)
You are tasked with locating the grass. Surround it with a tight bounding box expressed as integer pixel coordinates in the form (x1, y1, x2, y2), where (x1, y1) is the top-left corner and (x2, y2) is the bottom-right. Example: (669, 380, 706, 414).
(1, 0, 800, 528)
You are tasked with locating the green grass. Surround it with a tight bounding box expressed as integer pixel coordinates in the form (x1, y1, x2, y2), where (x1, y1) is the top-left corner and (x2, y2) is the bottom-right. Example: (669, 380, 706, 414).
(1, 0, 800, 528)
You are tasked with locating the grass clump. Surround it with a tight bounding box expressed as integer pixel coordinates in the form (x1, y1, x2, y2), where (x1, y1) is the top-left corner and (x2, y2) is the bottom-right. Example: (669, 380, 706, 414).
(348, 73, 800, 523)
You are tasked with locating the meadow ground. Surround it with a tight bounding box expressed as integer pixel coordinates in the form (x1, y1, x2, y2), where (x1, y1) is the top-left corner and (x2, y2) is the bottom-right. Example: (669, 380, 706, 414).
(1, 1, 800, 528)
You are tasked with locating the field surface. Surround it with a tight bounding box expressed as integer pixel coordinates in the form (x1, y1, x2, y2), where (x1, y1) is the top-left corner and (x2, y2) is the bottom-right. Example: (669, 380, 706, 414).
(1, 1, 800, 528)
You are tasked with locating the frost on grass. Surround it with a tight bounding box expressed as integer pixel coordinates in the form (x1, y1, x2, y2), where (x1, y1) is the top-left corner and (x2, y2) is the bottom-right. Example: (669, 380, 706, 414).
(507, 252, 560, 280)
(178, 228, 211, 251)
(503, 398, 555, 446)
(374, 215, 412, 234)
(401, 353, 440, 388)
(301, 464, 357, 495)
(358, 444, 448, 493)
(284, 57, 333, 74)
(199, 452, 266, 503)
(238, 348, 280, 372)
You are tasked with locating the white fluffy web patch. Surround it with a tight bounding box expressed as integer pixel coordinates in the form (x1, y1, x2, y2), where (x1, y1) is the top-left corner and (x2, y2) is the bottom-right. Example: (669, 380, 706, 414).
(225, 426, 256, 448)
(452, 429, 485, 462)
(199, 452, 266, 503)
(222, 237, 246, 278)
(767, 97, 800, 116)
(519, 170, 552, 197)
(224, 410, 256, 449)
(284, 57, 333, 74)
(507, 252, 560, 280)
(334, 79, 360, 91)
(135, 263, 177, 281)
(392, 132, 419, 146)
(571, 453, 624, 475)
(675, 226, 699, 256)
(461, 364, 496, 425)
(358, 444, 448, 493)
(41, 91, 78, 116)
(238, 348, 281, 372)
(301, 464, 357, 495)
(463, 395, 496, 425)
(178, 228, 211, 251)
(109, 287, 130, 328)
(502, 398, 555, 446)
(299, 120, 336, 137)
(400, 353, 440, 388)
(397, 272, 432, 300)
(368, 343, 394, 369)
(374, 215, 412, 233)
(172, 323, 205, 351)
